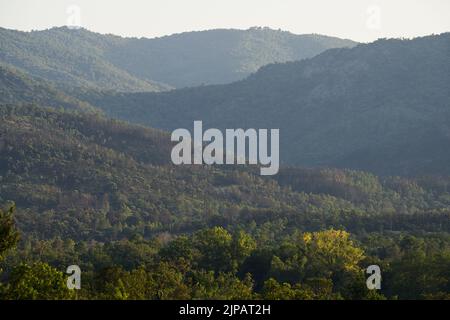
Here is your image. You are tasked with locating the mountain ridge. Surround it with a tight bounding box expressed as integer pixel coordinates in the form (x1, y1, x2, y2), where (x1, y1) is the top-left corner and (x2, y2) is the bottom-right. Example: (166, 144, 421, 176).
(78, 33, 450, 176)
(0, 26, 357, 90)
(0, 64, 99, 112)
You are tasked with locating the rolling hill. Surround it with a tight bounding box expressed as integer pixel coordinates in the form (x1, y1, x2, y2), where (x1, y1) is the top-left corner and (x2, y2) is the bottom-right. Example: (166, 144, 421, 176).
(0, 27, 167, 92)
(106, 27, 357, 87)
(1, 104, 449, 243)
(80, 33, 450, 176)
(0, 26, 356, 90)
(0, 64, 98, 112)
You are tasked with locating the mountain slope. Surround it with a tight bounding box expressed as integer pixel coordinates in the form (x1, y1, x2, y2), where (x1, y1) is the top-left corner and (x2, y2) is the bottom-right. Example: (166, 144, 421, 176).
(0, 64, 98, 112)
(1, 106, 449, 301)
(106, 27, 357, 87)
(0, 26, 356, 90)
(1, 105, 450, 242)
(0, 104, 355, 240)
(0, 27, 169, 92)
(80, 33, 450, 176)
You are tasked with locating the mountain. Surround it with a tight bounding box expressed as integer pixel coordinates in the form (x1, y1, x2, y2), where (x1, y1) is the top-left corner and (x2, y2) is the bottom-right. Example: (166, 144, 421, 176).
(80, 33, 450, 176)
(1, 88, 450, 301)
(0, 104, 172, 240)
(0, 104, 334, 240)
(0, 27, 168, 92)
(0, 26, 356, 90)
(0, 64, 98, 112)
(1, 102, 450, 301)
(1, 104, 449, 243)
(106, 27, 357, 87)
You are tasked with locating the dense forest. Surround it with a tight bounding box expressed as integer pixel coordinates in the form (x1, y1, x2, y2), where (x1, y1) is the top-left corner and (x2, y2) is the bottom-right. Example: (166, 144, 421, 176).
(0, 65, 98, 113)
(0, 104, 449, 299)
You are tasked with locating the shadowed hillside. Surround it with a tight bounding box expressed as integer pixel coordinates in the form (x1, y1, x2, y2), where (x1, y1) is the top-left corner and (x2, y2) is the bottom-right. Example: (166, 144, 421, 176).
(80, 33, 450, 176)
(0, 64, 98, 112)
(0, 26, 356, 90)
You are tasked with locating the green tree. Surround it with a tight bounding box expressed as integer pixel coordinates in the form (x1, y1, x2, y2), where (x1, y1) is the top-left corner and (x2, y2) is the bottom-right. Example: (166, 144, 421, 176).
(2, 262, 73, 300)
(0, 204, 20, 260)
(193, 227, 234, 272)
(190, 271, 255, 300)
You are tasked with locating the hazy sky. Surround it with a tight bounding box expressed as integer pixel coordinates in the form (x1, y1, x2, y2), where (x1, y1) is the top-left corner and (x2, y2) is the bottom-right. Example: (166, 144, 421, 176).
(1, 0, 449, 42)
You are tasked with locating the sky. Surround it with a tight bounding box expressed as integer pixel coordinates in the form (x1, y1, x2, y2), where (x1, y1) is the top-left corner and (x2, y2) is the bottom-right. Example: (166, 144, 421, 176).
(0, 0, 449, 42)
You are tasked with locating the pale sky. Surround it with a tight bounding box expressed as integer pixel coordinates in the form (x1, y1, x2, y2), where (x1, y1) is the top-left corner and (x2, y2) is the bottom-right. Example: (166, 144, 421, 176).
(0, 0, 449, 42)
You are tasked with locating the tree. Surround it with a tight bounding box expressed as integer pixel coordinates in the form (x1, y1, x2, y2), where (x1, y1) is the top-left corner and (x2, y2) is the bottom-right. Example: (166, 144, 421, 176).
(159, 235, 196, 272)
(262, 277, 343, 300)
(193, 227, 234, 272)
(2, 262, 73, 300)
(144, 262, 191, 300)
(0, 204, 20, 260)
(302, 230, 364, 276)
(190, 271, 255, 300)
(232, 230, 257, 267)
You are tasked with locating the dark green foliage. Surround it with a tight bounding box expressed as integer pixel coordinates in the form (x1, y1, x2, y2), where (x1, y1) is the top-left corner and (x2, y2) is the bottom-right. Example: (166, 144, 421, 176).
(2, 104, 450, 243)
(0, 27, 166, 92)
(2, 225, 447, 299)
(0, 205, 19, 260)
(1, 262, 73, 300)
(0, 104, 449, 299)
(106, 27, 356, 88)
(0, 65, 98, 112)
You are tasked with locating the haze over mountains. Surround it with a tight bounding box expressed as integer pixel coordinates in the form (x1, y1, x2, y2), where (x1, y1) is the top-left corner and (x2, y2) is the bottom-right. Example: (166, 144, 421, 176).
(0, 64, 97, 112)
(2, 104, 450, 241)
(79, 33, 450, 176)
(1, 27, 449, 176)
(0, 26, 356, 90)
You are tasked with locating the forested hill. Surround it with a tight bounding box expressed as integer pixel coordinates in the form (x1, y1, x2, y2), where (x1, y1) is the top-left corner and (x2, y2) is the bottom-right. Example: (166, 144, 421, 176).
(1, 104, 450, 299)
(0, 26, 356, 90)
(81, 33, 450, 176)
(105, 27, 356, 87)
(0, 64, 98, 112)
(1, 104, 450, 242)
(0, 27, 168, 92)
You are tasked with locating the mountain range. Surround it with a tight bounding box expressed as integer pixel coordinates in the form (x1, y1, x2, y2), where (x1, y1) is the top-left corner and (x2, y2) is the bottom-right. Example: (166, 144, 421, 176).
(2, 104, 449, 242)
(1, 28, 449, 176)
(0, 26, 355, 91)
(0, 64, 97, 112)
(78, 33, 450, 176)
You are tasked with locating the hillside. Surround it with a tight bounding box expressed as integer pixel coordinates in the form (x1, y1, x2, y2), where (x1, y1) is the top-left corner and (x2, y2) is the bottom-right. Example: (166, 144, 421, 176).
(0, 26, 356, 90)
(1, 104, 449, 242)
(0, 64, 98, 112)
(107, 27, 357, 87)
(0, 27, 167, 92)
(80, 33, 450, 176)
(1, 104, 450, 300)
